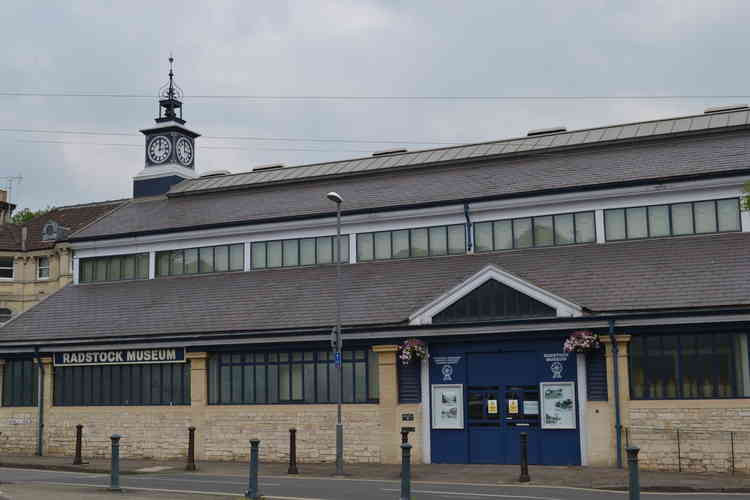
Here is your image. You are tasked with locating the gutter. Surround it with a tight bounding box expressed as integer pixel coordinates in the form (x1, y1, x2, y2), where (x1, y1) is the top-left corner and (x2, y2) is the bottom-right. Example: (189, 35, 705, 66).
(609, 319, 623, 469)
(33, 346, 44, 456)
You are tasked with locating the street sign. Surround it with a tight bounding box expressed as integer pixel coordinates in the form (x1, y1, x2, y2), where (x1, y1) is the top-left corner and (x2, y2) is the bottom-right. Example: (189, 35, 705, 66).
(335, 351, 342, 367)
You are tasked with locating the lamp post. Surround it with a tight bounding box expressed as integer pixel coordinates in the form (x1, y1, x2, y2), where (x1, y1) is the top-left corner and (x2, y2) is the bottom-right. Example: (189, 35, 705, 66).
(326, 191, 344, 476)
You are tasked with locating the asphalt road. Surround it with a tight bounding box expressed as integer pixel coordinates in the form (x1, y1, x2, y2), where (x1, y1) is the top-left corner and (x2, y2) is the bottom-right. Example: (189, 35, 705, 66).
(0, 467, 749, 500)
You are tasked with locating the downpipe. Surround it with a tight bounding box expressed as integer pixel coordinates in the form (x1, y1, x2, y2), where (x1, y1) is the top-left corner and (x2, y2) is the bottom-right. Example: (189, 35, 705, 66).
(609, 319, 622, 468)
(34, 346, 44, 456)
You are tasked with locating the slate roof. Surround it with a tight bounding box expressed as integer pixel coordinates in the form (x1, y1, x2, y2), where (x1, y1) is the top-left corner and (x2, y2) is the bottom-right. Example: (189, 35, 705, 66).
(169, 107, 750, 196)
(0, 200, 125, 251)
(73, 129, 750, 241)
(1, 232, 747, 344)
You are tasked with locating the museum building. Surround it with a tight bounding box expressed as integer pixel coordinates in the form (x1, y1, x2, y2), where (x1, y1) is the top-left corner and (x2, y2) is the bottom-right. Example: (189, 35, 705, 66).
(0, 67, 749, 470)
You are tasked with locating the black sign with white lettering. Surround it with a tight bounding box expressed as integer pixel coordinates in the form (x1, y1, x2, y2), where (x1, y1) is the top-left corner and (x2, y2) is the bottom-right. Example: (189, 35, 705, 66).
(53, 348, 186, 367)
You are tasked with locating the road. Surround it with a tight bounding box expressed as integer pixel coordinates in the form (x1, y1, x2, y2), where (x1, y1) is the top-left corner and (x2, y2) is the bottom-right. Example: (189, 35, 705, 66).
(0, 467, 748, 500)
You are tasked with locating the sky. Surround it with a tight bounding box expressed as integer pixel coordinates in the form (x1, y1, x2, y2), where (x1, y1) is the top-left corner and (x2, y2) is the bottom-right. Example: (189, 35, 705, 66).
(1, 0, 749, 210)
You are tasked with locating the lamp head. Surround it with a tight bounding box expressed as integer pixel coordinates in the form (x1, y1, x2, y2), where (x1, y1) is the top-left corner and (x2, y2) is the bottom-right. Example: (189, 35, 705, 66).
(326, 191, 343, 204)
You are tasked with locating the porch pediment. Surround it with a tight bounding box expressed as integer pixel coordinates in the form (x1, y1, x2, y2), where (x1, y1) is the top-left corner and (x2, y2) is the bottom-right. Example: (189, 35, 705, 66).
(409, 264, 583, 325)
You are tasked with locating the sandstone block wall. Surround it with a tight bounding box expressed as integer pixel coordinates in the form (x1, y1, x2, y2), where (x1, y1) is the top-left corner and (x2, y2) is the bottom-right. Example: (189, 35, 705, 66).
(630, 405, 750, 472)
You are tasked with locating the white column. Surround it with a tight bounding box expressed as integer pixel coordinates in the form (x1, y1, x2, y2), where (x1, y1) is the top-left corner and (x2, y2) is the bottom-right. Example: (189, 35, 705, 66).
(577, 352, 588, 466)
(72, 256, 79, 284)
(420, 350, 431, 464)
(148, 251, 156, 279)
(595, 209, 606, 243)
(348, 233, 357, 263)
(244, 242, 252, 271)
(741, 209, 750, 233)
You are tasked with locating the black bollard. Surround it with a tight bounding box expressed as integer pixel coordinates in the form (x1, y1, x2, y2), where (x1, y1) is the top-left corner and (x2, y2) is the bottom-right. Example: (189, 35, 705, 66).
(109, 434, 121, 492)
(186, 426, 196, 471)
(627, 446, 640, 500)
(73, 424, 83, 465)
(400, 443, 412, 500)
(245, 439, 260, 500)
(288, 428, 299, 474)
(518, 432, 530, 483)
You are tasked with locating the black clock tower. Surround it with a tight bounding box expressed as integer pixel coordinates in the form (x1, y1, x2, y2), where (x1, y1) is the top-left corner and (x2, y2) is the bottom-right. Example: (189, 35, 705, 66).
(133, 56, 201, 198)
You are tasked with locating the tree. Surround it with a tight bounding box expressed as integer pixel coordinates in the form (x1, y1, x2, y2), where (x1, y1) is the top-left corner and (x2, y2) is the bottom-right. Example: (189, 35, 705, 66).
(10, 206, 53, 225)
(744, 182, 750, 212)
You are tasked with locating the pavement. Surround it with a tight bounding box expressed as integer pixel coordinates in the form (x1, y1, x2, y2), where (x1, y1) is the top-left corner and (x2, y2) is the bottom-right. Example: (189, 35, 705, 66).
(1, 454, 750, 493)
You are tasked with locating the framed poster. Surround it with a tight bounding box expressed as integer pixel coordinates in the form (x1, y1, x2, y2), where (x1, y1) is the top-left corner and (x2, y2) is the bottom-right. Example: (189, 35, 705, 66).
(540, 381, 576, 430)
(431, 384, 464, 429)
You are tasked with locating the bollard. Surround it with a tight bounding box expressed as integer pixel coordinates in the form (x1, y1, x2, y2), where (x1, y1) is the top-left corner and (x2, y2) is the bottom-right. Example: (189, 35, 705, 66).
(400, 443, 412, 500)
(518, 432, 530, 483)
(627, 446, 641, 500)
(288, 428, 298, 475)
(245, 439, 260, 500)
(73, 424, 83, 465)
(109, 434, 122, 492)
(186, 426, 196, 471)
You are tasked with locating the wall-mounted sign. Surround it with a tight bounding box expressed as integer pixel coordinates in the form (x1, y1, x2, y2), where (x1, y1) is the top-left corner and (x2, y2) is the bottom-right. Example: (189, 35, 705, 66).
(431, 384, 464, 429)
(540, 381, 576, 430)
(523, 401, 539, 415)
(487, 399, 498, 415)
(543, 353, 569, 379)
(54, 348, 186, 367)
(402, 413, 415, 422)
(508, 399, 519, 414)
(434, 356, 461, 382)
(7, 416, 31, 425)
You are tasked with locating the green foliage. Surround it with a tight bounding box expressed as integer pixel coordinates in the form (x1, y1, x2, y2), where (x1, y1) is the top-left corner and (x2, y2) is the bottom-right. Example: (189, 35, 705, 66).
(744, 182, 750, 212)
(9, 206, 53, 225)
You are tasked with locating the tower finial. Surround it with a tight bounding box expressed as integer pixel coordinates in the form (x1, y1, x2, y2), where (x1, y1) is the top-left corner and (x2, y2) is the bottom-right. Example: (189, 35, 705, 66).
(157, 54, 184, 123)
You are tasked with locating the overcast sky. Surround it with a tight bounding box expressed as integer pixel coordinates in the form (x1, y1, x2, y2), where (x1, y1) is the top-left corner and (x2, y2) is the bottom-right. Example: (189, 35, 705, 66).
(1, 1, 749, 210)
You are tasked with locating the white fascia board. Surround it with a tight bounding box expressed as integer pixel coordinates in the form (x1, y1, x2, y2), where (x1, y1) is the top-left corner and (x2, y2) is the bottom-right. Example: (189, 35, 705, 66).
(409, 264, 583, 326)
(133, 165, 198, 181)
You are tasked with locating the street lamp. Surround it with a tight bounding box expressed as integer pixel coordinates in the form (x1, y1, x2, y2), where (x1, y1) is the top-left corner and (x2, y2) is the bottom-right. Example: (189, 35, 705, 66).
(326, 191, 344, 476)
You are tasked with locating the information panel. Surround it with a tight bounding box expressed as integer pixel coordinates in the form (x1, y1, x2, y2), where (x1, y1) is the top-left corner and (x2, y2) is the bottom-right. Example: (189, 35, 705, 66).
(431, 384, 464, 429)
(540, 381, 576, 430)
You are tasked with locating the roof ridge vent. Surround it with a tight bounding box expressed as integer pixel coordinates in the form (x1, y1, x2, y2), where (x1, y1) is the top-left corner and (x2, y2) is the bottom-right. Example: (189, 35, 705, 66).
(253, 163, 285, 172)
(372, 148, 408, 157)
(704, 104, 749, 114)
(200, 170, 231, 178)
(527, 126, 567, 136)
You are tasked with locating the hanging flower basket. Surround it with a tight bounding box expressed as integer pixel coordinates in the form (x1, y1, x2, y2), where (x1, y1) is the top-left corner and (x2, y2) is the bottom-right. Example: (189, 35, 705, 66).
(563, 330, 601, 353)
(399, 339, 428, 366)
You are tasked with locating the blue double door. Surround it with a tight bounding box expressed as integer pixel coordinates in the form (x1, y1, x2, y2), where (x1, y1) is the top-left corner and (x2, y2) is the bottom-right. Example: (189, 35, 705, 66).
(466, 352, 544, 464)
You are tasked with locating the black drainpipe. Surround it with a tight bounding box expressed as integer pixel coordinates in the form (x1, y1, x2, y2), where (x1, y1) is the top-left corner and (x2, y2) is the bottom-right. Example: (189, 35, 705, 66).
(463, 202, 473, 252)
(34, 347, 44, 456)
(609, 319, 622, 468)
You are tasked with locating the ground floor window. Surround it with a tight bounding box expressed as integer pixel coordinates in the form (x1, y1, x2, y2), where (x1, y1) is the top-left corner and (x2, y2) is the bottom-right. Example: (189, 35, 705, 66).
(2, 359, 37, 407)
(208, 348, 379, 404)
(629, 332, 750, 399)
(54, 363, 190, 406)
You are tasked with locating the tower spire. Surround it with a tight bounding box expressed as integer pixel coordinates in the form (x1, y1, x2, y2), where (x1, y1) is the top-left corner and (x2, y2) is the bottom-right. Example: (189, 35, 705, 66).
(157, 54, 184, 123)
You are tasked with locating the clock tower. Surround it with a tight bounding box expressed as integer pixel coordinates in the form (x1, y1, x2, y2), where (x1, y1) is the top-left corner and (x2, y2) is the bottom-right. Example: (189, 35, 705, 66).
(133, 56, 201, 197)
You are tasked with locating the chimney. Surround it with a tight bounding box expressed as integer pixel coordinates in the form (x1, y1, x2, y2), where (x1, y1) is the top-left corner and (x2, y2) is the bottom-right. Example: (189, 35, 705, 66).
(0, 189, 16, 224)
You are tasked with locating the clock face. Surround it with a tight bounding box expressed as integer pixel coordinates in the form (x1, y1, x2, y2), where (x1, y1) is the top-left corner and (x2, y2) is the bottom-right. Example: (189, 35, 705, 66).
(175, 137, 194, 166)
(148, 136, 171, 164)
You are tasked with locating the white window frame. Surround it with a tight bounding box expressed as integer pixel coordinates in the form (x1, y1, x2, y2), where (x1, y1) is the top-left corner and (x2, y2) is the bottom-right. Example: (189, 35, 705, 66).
(37, 256, 50, 280)
(0, 257, 14, 280)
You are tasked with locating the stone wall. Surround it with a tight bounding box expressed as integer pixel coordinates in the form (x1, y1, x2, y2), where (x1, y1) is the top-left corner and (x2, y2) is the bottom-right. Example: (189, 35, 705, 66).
(629, 403, 750, 473)
(0, 346, 423, 465)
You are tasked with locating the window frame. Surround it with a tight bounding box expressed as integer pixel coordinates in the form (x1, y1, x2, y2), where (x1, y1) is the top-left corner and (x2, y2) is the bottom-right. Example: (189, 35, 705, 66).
(473, 211, 596, 253)
(0, 256, 14, 280)
(208, 347, 379, 405)
(37, 256, 50, 280)
(629, 332, 749, 400)
(604, 198, 741, 242)
(250, 235, 350, 270)
(155, 244, 244, 277)
(2, 359, 38, 407)
(79, 253, 149, 283)
(357, 223, 467, 262)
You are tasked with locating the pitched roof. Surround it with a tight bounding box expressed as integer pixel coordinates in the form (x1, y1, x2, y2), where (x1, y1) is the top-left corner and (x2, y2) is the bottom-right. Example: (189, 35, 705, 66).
(1, 232, 747, 344)
(73, 129, 750, 241)
(0, 200, 126, 251)
(168, 107, 750, 196)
